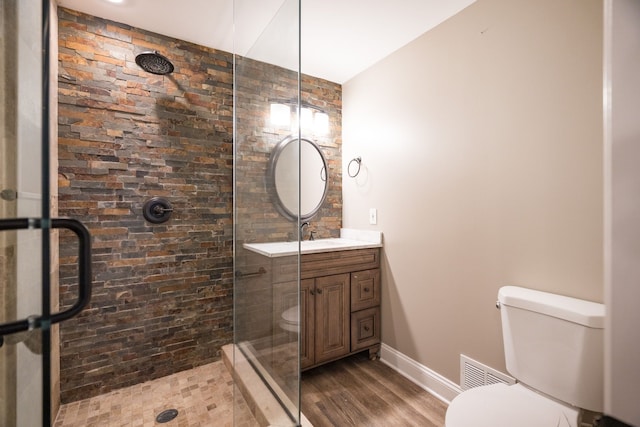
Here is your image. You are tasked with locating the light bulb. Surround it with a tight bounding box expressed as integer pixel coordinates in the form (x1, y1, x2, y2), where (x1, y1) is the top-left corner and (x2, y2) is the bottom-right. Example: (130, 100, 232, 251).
(314, 112, 329, 134)
(270, 104, 291, 127)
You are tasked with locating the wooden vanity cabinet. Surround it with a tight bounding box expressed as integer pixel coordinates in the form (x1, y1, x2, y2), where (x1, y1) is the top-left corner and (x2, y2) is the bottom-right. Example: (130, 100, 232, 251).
(298, 248, 381, 370)
(244, 245, 381, 374)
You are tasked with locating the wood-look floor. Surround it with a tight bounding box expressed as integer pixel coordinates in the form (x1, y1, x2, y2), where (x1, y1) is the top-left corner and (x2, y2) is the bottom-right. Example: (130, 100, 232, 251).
(301, 352, 447, 427)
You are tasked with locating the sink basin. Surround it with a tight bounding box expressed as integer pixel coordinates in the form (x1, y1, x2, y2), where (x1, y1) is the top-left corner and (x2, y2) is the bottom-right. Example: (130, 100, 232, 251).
(301, 239, 344, 248)
(243, 237, 381, 257)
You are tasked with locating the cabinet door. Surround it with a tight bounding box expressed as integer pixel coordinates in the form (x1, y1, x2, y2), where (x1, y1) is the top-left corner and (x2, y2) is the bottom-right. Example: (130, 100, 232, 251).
(300, 278, 315, 369)
(314, 273, 350, 364)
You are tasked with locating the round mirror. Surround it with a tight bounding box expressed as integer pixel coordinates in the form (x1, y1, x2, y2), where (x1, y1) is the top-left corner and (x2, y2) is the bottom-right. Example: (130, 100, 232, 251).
(268, 135, 328, 221)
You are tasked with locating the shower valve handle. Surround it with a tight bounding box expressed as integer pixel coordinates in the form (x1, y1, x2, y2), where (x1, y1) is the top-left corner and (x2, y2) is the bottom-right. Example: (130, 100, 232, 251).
(143, 197, 173, 224)
(153, 205, 173, 213)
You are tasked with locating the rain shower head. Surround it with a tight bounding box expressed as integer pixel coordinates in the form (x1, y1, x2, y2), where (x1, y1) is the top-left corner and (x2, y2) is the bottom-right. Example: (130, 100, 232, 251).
(135, 51, 174, 75)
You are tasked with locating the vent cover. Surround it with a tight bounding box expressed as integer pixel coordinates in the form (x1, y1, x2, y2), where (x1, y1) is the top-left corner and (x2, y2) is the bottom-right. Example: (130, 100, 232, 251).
(460, 354, 515, 390)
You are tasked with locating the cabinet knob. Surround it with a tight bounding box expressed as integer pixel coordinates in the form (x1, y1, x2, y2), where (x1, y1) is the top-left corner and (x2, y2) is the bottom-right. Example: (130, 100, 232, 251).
(364, 287, 370, 292)
(310, 289, 315, 295)
(363, 326, 370, 332)
(316, 288, 323, 294)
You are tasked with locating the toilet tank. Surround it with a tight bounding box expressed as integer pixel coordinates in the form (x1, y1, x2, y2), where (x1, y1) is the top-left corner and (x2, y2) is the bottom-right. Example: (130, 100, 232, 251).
(498, 286, 605, 412)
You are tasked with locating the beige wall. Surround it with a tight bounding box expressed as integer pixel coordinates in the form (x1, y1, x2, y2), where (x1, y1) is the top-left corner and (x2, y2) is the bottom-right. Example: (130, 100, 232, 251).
(604, 0, 640, 425)
(342, 0, 603, 383)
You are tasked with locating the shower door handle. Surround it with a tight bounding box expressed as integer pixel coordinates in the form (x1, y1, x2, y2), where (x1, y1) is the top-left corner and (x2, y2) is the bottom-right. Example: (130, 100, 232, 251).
(0, 217, 92, 337)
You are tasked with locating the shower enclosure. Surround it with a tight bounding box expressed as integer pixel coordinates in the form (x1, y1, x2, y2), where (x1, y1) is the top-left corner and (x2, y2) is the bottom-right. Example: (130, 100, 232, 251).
(2, 0, 308, 424)
(233, 0, 303, 425)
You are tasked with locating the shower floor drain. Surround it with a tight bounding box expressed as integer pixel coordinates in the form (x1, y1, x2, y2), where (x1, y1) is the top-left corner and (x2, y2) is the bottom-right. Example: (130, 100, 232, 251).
(156, 409, 179, 423)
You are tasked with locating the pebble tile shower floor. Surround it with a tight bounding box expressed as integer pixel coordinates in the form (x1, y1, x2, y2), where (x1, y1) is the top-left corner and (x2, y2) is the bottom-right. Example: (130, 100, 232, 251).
(53, 361, 259, 427)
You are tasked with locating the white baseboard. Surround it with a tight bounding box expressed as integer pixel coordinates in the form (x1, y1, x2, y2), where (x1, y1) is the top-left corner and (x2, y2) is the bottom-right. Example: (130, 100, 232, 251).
(379, 343, 463, 405)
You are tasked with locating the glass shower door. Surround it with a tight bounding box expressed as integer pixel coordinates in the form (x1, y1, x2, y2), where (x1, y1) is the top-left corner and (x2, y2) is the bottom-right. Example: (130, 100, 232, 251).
(233, 0, 302, 425)
(1, 2, 48, 425)
(1, 2, 92, 426)
(0, 0, 49, 426)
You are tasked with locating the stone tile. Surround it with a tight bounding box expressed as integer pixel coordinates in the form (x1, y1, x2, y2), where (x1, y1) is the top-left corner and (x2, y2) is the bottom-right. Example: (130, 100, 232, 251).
(53, 361, 258, 427)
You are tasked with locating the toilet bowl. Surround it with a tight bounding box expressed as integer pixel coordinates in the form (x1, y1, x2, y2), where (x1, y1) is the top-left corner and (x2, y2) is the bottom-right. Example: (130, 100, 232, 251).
(279, 305, 299, 332)
(444, 286, 604, 427)
(445, 383, 580, 427)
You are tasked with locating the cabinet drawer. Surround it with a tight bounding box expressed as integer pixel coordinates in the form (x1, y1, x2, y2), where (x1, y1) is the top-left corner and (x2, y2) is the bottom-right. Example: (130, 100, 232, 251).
(351, 307, 380, 351)
(301, 248, 379, 279)
(272, 255, 298, 283)
(350, 268, 380, 311)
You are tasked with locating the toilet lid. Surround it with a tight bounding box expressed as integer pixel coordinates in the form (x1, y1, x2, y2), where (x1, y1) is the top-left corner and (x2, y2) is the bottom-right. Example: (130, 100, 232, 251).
(281, 305, 299, 324)
(445, 383, 579, 427)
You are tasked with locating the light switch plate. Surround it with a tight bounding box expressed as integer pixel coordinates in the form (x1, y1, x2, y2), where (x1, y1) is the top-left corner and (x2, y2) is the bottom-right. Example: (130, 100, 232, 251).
(369, 208, 377, 225)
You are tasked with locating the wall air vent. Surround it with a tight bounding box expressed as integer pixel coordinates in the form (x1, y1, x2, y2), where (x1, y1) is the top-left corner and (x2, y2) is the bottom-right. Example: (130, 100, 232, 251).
(460, 354, 515, 390)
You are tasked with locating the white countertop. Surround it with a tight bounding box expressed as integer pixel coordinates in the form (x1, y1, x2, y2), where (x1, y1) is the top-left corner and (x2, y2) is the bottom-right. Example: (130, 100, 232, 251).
(243, 229, 382, 258)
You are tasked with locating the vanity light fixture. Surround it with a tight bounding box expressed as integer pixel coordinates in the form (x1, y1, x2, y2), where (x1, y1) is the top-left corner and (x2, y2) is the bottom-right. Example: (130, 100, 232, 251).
(104, 0, 125, 3)
(269, 102, 329, 135)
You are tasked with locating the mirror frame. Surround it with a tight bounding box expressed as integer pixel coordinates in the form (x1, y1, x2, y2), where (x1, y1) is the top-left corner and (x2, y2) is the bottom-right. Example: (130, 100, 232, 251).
(267, 135, 328, 221)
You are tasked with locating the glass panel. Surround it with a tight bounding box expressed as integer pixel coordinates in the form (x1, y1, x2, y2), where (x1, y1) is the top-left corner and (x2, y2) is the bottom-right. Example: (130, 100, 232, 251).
(0, 1, 46, 426)
(233, 0, 301, 425)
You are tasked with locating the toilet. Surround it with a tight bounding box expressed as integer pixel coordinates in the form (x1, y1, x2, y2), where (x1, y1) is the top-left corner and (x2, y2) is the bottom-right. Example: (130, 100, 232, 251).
(279, 305, 299, 333)
(445, 286, 605, 427)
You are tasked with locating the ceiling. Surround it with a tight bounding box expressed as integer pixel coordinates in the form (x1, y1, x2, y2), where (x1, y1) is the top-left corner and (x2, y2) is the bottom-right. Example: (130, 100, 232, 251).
(55, 0, 476, 84)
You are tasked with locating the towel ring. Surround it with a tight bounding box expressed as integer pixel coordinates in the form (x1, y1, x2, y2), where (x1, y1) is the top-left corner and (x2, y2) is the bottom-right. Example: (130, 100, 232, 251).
(348, 157, 362, 178)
